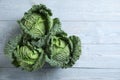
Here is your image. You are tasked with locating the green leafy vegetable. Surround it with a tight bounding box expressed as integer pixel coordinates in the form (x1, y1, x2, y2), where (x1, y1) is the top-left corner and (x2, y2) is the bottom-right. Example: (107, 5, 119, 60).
(45, 19, 81, 68)
(18, 4, 53, 38)
(4, 4, 81, 71)
(5, 34, 45, 71)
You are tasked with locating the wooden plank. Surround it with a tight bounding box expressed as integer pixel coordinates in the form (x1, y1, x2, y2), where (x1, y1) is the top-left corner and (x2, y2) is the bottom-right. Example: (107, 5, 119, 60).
(1, 44, 120, 68)
(0, 68, 120, 80)
(1, 21, 120, 68)
(1, 0, 120, 21)
(62, 21, 120, 44)
(0, 21, 120, 68)
(0, 21, 120, 45)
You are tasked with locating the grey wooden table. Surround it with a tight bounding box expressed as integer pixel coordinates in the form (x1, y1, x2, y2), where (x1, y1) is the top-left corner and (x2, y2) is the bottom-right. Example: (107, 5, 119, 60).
(0, 0, 120, 80)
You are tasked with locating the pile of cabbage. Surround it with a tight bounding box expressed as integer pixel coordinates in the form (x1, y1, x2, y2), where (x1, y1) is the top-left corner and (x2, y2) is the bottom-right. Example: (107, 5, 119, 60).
(5, 4, 81, 71)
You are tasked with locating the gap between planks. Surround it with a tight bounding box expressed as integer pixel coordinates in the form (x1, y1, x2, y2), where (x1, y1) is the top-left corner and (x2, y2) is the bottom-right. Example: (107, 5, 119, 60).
(1, 20, 120, 22)
(0, 67, 120, 69)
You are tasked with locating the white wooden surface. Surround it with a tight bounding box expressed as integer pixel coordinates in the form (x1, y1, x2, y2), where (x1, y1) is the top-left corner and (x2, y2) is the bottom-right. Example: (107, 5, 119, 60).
(0, 0, 120, 80)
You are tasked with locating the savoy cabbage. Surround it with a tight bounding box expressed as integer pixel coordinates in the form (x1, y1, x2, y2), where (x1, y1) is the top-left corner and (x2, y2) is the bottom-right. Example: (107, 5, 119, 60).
(4, 4, 81, 71)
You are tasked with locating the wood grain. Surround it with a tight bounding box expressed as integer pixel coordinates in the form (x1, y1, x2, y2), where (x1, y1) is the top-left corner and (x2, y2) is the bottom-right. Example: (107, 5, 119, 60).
(0, 21, 120, 68)
(0, 21, 120, 45)
(1, 50, 120, 68)
(0, 68, 120, 80)
(1, 0, 120, 21)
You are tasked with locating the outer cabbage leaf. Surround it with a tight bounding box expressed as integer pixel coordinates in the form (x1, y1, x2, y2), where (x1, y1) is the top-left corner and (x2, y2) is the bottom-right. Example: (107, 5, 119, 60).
(4, 34, 22, 61)
(49, 18, 67, 37)
(64, 35, 81, 68)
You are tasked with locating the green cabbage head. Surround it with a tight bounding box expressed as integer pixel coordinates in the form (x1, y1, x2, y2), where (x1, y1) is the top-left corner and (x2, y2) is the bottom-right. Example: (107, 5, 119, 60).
(46, 36, 70, 67)
(45, 18, 81, 68)
(18, 4, 53, 38)
(45, 35, 81, 68)
(5, 35, 45, 71)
